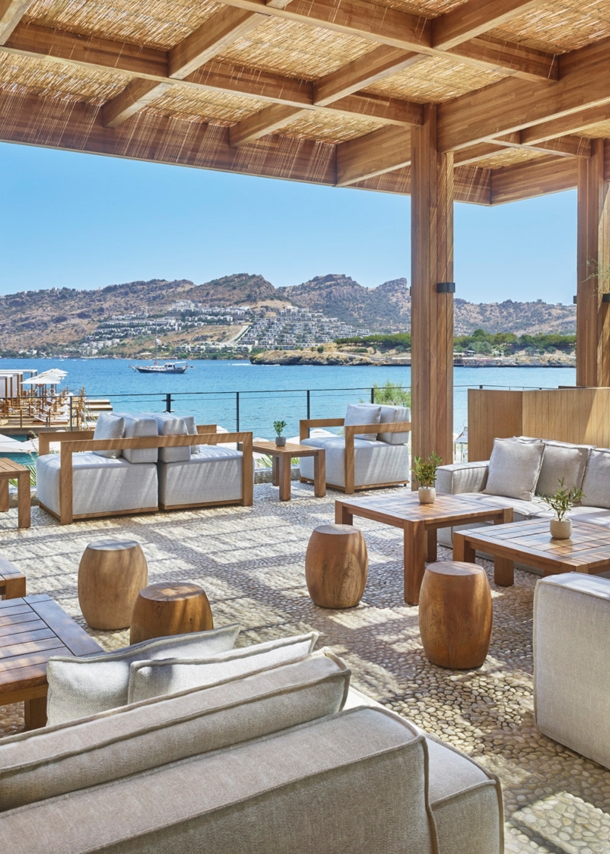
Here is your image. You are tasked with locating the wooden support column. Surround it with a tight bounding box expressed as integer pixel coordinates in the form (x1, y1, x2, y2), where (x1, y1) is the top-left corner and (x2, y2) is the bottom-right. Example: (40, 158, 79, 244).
(576, 139, 610, 387)
(411, 104, 454, 467)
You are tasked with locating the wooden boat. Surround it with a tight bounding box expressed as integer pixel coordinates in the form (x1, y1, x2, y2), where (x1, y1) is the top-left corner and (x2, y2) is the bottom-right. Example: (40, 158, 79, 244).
(131, 361, 190, 374)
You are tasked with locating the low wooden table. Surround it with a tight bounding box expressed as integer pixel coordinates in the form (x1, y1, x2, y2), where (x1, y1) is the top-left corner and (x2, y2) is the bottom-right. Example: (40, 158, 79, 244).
(252, 441, 326, 501)
(78, 539, 148, 630)
(0, 593, 102, 729)
(0, 458, 31, 528)
(130, 582, 213, 644)
(335, 493, 512, 605)
(0, 557, 26, 599)
(453, 518, 610, 586)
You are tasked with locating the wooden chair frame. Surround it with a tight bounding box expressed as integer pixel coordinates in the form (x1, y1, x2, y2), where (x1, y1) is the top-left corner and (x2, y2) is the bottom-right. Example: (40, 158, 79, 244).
(38, 425, 254, 524)
(299, 418, 412, 494)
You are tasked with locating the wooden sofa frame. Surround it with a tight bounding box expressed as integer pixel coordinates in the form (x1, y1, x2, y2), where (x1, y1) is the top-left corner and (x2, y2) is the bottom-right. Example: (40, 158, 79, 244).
(38, 425, 254, 524)
(299, 418, 412, 494)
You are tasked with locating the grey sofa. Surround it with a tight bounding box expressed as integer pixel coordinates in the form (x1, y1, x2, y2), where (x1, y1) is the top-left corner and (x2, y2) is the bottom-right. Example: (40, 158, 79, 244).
(0, 641, 503, 854)
(435, 436, 610, 547)
(300, 403, 411, 493)
(36, 413, 253, 523)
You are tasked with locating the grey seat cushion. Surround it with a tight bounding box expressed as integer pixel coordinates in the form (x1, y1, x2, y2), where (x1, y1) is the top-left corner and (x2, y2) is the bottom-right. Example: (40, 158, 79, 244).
(113, 412, 159, 464)
(378, 405, 410, 445)
(92, 412, 124, 459)
(344, 403, 381, 440)
(0, 708, 434, 854)
(36, 452, 158, 518)
(483, 438, 544, 501)
(46, 625, 241, 725)
(301, 436, 409, 488)
(0, 651, 349, 812)
(158, 445, 244, 507)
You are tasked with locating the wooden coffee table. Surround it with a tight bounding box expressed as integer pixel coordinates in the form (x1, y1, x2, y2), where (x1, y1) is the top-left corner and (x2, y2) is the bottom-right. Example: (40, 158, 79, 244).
(453, 518, 610, 587)
(335, 492, 512, 605)
(252, 441, 326, 501)
(0, 593, 102, 729)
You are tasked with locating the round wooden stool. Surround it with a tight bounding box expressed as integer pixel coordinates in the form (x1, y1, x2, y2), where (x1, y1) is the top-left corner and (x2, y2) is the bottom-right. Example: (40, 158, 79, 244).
(78, 539, 148, 630)
(418, 561, 492, 670)
(130, 582, 213, 644)
(305, 524, 368, 609)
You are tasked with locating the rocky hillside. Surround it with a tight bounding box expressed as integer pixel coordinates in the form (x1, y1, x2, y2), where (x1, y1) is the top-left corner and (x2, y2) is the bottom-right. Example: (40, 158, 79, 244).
(0, 272, 575, 354)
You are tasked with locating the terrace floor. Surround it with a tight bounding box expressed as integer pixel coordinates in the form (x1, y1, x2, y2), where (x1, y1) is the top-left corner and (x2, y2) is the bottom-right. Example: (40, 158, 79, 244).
(1, 482, 609, 853)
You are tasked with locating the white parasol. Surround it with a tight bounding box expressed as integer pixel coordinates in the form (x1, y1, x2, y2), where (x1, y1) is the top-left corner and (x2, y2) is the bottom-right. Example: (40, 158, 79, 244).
(21, 369, 68, 386)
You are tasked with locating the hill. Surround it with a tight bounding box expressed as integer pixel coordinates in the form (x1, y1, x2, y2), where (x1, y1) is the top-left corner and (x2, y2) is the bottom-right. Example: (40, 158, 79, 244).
(0, 273, 576, 356)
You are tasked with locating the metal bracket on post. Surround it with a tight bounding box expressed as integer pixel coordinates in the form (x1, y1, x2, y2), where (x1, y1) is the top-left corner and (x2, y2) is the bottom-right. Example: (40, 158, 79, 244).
(436, 282, 456, 293)
(165, 393, 172, 413)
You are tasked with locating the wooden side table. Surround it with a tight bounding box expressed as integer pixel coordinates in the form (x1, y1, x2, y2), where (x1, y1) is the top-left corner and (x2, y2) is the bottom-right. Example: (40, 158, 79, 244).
(78, 539, 149, 630)
(130, 582, 214, 644)
(252, 441, 326, 501)
(0, 458, 31, 528)
(418, 561, 492, 669)
(305, 524, 368, 608)
(0, 556, 26, 599)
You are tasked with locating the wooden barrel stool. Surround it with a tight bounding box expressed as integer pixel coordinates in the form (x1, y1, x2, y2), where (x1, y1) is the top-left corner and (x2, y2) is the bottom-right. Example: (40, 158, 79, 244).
(78, 539, 148, 630)
(419, 561, 492, 670)
(305, 524, 368, 609)
(130, 582, 213, 644)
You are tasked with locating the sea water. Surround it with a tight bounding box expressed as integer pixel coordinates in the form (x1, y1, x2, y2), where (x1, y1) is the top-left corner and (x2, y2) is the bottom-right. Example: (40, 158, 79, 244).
(0, 357, 576, 442)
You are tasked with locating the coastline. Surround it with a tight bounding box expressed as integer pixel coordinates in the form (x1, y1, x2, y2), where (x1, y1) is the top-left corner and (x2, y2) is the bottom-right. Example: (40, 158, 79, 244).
(249, 351, 576, 368)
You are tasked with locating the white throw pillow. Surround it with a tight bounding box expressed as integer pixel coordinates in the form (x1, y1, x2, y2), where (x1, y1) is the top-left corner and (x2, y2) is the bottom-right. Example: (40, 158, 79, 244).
(581, 448, 610, 509)
(535, 440, 592, 497)
(92, 413, 125, 459)
(344, 404, 381, 441)
(483, 437, 544, 501)
(128, 632, 319, 704)
(46, 624, 241, 725)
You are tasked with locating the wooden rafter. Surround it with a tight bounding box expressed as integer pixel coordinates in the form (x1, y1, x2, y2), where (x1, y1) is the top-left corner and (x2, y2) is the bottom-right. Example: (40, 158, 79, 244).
(433, 0, 544, 51)
(230, 104, 308, 147)
(218, 0, 557, 81)
(336, 126, 411, 186)
(0, 0, 32, 45)
(2, 24, 421, 129)
(314, 47, 425, 106)
(521, 104, 610, 145)
(491, 155, 579, 204)
(438, 37, 610, 151)
(102, 79, 172, 128)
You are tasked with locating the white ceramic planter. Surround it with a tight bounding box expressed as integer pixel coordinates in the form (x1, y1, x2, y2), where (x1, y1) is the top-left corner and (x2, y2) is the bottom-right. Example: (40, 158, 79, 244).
(550, 518, 572, 539)
(418, 486, 436, 505)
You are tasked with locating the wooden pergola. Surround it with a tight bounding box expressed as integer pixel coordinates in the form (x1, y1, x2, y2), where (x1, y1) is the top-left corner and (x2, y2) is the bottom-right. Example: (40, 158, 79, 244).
(1, 0, 609, 461)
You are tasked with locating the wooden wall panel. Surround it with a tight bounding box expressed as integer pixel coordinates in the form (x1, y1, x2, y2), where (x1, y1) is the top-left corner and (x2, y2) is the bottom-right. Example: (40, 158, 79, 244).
(468, 388, 610, 460)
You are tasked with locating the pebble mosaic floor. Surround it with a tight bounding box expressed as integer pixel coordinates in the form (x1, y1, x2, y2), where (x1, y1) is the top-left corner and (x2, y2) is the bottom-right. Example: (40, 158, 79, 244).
(0, 482, 609, 853)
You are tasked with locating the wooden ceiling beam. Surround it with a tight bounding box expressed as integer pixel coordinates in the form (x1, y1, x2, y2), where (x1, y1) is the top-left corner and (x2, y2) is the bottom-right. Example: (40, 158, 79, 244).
(438, 36, 610, 151)
(0, 0, 34, 45)
(314, 46, 425, 106)
(490, 133, 592, 158)
(230, 104, 308, 146)
(1, 24, 419, 128)
(454, 142, 499, 165)
(521, 104, 610, 144)
(433, 0, 544, 51)
(102, 79, 172, 128)
(336, 125, 411, 186)
(169, 7, 267, 79)
(490, 155, 578, 204)
(218, 0, 557, 80)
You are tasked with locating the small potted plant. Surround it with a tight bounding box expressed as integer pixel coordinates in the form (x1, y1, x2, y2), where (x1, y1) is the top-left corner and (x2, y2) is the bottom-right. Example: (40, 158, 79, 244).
(412, 453, 442, 504)
(542, 478, 583, 539)
(273, 420, 287, 447)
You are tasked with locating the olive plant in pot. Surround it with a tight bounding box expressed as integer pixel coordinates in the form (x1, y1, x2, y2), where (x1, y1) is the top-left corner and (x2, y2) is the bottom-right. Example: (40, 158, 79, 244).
(412, 453, 442, 504)
(273, 420, 287, 447)
(542, 478, 583, 539)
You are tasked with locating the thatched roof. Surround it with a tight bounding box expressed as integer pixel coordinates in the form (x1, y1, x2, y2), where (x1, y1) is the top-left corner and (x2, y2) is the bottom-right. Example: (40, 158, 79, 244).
(1, 0, 609, 203)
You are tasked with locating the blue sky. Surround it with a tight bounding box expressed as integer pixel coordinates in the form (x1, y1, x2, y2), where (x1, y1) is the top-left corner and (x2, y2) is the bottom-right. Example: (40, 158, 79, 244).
(1, 141, 576, 305)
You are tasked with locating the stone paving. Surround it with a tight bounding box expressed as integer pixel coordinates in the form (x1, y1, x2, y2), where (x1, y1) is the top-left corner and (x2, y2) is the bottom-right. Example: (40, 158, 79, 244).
(1, 482, 609, 852)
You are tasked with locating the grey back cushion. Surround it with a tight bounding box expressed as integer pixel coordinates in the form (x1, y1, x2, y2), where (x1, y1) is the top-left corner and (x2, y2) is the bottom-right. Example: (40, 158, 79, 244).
(483, 437, 544, 501)
(146, 413, 191, 462)
(46, 624, 240, 725)
(344, 403, 381, 441)
(0, 651, 349, 812)
(535, 440, 592, 497)
(128, 632, 319, 703)
(378, 405, 410, 445)
(581, 448, 610, 509)
(113, 412, 159, 464)
(92, 413, 125, 459)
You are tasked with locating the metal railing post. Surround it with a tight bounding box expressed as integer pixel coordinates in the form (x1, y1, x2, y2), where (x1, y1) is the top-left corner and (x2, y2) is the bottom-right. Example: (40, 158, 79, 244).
(306, 389, 311, 420)
(165, 393, 172, 412)
(236, 391, 240, 432)
(371, 387, 375, 403)
(69, 395, 73, 431)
